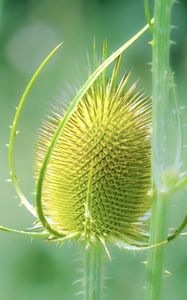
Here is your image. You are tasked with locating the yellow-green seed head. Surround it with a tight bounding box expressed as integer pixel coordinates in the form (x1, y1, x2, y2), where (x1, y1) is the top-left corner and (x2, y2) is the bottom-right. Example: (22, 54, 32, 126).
(35, 56, 151, 247)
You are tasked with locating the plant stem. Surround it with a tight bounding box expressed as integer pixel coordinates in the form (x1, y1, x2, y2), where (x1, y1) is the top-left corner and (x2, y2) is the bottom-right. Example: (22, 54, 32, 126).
(146, 192, 169, 300)
(83, 244, 104, 300)
(146, 0, 173, 300)
(0, 0, 4, 31)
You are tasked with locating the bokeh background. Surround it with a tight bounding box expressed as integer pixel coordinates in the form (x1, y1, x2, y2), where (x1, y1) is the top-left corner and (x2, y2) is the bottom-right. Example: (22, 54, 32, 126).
(0, 0, 187, 299)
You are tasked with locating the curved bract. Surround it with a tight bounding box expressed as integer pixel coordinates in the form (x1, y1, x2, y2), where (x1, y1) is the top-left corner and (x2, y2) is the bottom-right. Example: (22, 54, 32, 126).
(8, 42, 63, 218)
(35, 56, 151, 246)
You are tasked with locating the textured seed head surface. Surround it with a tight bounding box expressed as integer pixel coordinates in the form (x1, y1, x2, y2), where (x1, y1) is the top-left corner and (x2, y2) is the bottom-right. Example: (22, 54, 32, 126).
(35, 62, 151, 247)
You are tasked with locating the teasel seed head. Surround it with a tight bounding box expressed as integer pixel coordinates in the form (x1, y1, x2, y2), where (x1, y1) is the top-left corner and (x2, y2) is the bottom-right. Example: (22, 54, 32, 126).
(34, 51, 151, 248)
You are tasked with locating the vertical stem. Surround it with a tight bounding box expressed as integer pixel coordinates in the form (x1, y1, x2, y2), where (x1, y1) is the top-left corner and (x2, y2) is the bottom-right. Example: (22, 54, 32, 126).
(0, 0, 4, 36)
(146, 192, 169, 300)
(146, 0, 173, 300)
(83, 244, 105, 300)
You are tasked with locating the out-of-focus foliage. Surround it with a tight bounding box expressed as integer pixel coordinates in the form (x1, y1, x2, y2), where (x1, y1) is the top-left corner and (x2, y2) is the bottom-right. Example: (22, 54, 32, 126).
(0, 1, 187, 299)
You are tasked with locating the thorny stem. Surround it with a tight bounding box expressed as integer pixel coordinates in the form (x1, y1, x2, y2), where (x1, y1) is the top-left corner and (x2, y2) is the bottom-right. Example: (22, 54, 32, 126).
(83, 244, 105, 300)
(0, 0, 4, 35)
(146, 0, 173, 300)
(146, 191, 169, 300)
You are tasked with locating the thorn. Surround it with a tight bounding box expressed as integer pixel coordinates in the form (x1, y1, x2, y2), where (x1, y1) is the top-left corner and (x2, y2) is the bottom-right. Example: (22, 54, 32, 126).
(75, 291, 84, 296)
(16, 130, 20, 135)
(9, 125, 12, 129)
(141, 260, 147, 265)
(147, 62, 152, 66)
(6, 178, 12, 183)
(164, 270, 172, 277)
(171, 25, 178, 30)
(180, 171, 187, 178)
(73, 279, 83, 285)
(5, 144, 9, 147)
(148, 40, 154, 46)
(170, 40, 177, 46)
(100, 237, 111, 260)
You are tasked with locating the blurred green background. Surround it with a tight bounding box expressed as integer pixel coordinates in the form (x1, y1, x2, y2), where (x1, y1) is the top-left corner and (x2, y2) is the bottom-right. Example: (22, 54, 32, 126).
(0, 0, 187, 299)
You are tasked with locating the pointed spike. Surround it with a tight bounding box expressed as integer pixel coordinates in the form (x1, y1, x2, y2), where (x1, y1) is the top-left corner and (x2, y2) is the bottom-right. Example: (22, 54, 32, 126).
(170, 40, 176, 46)
(100, 237, 111, 260)
(102, 39, 108, 62)
(164, 270, 172, 277)
(107, 54, 122, 99)
(6, 178, 12, 183)
(147, 62, 152, 66)
(171, 25, 178, 30)
(148, 40, 154, 46)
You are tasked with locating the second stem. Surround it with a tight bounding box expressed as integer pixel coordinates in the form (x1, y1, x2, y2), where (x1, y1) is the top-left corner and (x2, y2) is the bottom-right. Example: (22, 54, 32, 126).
(146, 0, 173, 299)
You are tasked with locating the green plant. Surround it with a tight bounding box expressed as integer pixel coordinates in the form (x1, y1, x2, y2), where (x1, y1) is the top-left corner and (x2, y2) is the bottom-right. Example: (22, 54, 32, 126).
(1, 2, 187, 300)
(1, 22, 153, 299)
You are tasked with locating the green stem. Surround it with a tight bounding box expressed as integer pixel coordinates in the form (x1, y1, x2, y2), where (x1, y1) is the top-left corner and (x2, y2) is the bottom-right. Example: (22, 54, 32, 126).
(146, 0, 173, 300)
(83, 244, 104, 300)
(0, 0, 4, 35)
(146, 192, 169, 300)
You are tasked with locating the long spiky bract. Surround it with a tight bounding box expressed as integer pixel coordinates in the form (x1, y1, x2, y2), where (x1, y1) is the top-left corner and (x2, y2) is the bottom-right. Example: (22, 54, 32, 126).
(8, 42, 63, 218)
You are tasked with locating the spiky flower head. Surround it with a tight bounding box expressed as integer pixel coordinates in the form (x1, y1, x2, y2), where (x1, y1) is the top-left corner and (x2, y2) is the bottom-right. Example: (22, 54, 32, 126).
(35, 49, 151, 248)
